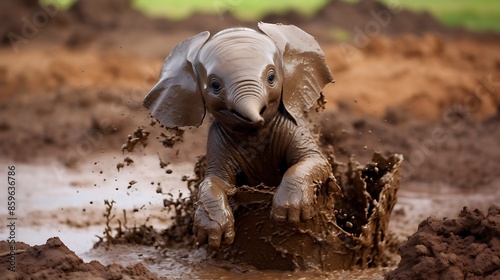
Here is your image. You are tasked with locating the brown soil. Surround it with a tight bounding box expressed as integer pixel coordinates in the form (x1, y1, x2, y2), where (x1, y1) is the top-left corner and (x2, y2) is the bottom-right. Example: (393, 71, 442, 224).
(1, 0, 500, 278)
(1, 0, 495, 50)
(386, 205, 500, 279)
(0, 237, 165, 279)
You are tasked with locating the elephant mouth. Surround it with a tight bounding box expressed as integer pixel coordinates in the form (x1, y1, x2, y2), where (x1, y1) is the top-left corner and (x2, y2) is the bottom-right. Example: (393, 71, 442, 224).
(230, 109, 252, 122)
(220, 109, 265, 127)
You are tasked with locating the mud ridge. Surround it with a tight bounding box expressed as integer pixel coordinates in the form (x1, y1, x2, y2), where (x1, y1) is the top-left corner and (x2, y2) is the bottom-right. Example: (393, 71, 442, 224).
(2, 0, 494, 48)
(0, 237, 166, 279)
(386, 205, 500, 279)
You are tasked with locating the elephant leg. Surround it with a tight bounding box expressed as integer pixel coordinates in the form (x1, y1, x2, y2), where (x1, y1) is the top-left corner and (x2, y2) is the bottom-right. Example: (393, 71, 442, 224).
(270, 157, 331, 225)
(193, 175, 236, 248)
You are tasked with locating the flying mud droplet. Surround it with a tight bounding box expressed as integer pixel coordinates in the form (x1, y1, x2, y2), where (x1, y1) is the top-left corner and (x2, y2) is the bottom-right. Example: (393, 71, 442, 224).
(158, 154, 170, 169)
(116, 157, 135, 171)
(315, 92, 327, 112)
(127, 180, 137, 189)
(116, 162, 124, 171)
(121, 126, 150, 153)
(157, 128, 184, 148)
(150, 119, 157, 127)
(124, 157, 134, 165)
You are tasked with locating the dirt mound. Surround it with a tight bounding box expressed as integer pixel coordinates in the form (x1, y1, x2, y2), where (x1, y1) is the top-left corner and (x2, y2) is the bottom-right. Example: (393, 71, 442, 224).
(68, 0, 152, 30)
(148, 0, 480, 43)
(386, 205, 500, 279)
(263, 0, 458, 42)
(0, 0, 55, 45)
(0, 237, 165, 279)
(0, 0, 485, 49)
(317, 0, 453, 36)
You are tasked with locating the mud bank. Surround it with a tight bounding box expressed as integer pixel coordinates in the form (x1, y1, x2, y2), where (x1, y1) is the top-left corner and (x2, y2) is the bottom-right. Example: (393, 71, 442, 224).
(0, 237, 165, 279)
(386, 205, 500, 279)
(0, 0, 477, 49)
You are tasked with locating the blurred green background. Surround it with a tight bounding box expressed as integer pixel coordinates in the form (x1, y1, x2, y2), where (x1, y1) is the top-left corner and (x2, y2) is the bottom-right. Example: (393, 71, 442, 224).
(42, 0, 500, 32)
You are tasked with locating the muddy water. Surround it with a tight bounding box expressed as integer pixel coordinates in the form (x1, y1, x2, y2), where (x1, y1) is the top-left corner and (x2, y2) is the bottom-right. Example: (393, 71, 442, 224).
(83, 244, 392, 279)
(0, 155, 193, 255)
(1, 156, 498, 279)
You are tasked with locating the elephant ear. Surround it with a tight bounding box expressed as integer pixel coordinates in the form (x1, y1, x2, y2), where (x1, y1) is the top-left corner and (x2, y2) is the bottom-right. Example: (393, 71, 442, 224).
(144, 31, 210, 128)
(258, 22, 334, 122)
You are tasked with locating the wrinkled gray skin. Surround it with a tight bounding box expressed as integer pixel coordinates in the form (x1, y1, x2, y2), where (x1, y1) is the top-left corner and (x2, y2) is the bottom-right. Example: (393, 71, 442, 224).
(144, 22, 335, 248)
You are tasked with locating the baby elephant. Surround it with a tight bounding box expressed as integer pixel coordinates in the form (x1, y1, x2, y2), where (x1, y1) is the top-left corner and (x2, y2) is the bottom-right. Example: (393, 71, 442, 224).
(144, 22, 334, 248)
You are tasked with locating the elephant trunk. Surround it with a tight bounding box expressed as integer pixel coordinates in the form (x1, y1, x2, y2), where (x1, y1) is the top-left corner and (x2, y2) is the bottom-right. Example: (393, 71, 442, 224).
(234, 100, 264, 125)
(230, 84, 266, 125)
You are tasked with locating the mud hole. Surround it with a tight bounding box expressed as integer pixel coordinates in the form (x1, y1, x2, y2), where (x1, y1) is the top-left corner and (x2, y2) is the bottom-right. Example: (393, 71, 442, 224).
(96, 151, 403, 272)
(212, 153, 403, 271)
(1, 0, 500, 279)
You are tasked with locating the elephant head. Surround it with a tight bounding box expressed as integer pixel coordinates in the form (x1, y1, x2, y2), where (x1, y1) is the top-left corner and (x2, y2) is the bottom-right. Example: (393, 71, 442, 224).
(144, 22, 334, 129)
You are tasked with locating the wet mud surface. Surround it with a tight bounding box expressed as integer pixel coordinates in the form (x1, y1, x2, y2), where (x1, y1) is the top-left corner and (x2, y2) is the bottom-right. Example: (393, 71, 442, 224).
(1, 0, 500, 279)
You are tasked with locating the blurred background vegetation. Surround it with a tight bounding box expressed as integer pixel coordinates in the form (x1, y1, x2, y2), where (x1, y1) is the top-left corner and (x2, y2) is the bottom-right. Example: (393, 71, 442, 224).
(42, 0, 500, 32)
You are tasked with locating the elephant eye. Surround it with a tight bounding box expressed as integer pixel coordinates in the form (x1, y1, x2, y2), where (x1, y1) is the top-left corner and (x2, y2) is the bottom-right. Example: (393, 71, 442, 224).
(210, 79, 222, 94)
(267, 70, 276, 86)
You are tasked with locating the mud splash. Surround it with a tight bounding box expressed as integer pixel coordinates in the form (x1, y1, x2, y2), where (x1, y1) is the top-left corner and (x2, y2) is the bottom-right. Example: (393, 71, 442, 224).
(212, 152, 403, 270)
(108, 151, 402, 271)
